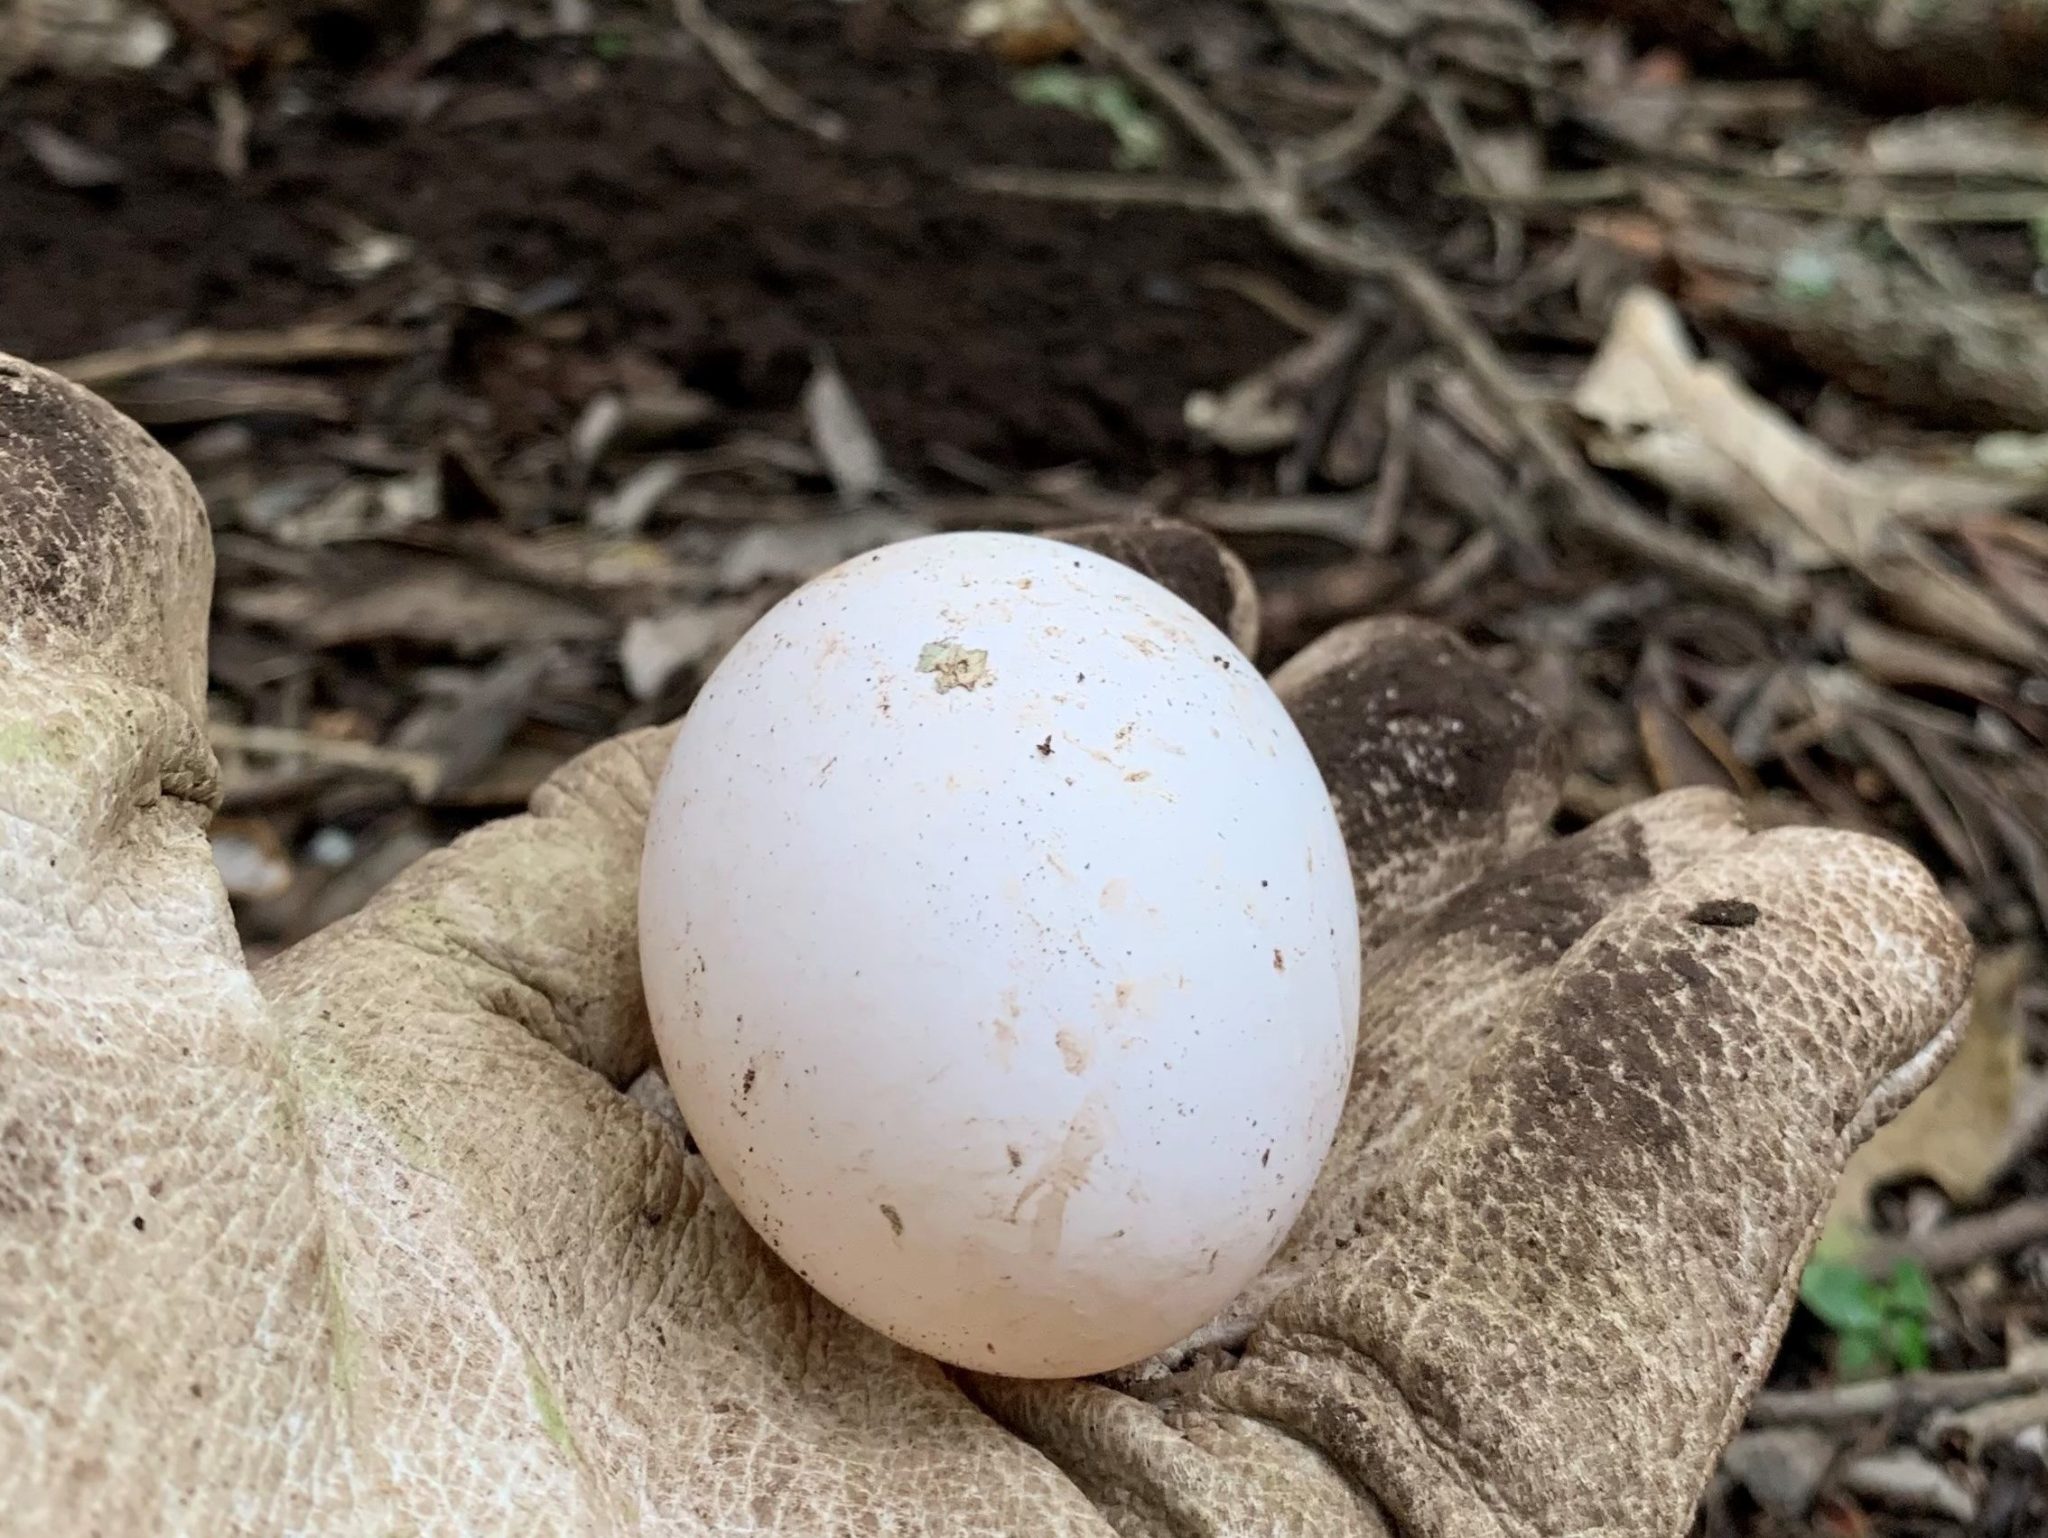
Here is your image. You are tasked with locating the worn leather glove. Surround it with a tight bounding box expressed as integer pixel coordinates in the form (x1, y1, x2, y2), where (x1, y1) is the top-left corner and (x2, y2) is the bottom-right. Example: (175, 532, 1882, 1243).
(1, 354, 1973, 1536)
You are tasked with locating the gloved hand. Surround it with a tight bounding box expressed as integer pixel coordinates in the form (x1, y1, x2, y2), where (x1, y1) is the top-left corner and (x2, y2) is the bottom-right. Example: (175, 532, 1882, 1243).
(0, 353, 1972, 1537)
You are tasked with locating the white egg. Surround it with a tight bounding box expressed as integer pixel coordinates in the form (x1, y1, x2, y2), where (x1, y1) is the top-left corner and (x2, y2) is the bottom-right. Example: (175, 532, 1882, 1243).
(639, 531, 1359, 1378)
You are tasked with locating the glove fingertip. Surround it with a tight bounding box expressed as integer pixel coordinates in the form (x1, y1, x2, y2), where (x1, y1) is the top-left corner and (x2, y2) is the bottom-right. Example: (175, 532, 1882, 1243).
(1272, 617, 1562, 948)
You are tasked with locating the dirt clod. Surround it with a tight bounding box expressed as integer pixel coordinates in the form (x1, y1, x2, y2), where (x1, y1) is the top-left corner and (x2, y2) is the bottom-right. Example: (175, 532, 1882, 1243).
(1688, 900, 1762, 930)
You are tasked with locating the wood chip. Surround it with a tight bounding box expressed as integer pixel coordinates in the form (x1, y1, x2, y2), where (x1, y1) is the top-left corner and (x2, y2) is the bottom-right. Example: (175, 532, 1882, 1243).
(19, 121, 123, 187)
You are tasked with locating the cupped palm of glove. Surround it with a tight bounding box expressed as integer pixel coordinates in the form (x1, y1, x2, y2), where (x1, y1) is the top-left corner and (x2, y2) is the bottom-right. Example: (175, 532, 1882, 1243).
(0, 356, 1972, 1537)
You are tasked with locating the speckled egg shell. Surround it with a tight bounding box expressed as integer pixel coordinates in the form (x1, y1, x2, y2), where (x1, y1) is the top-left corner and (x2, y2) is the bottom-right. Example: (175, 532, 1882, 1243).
(639, 531, 1359, 1377)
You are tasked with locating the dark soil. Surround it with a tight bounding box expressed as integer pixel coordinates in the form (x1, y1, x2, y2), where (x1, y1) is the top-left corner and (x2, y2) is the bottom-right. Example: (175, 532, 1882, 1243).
(0, 4, 1325, 479)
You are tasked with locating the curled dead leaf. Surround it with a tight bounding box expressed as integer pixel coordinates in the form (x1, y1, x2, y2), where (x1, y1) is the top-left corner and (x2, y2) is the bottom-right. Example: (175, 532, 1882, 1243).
(1825, 946, 2031, 1244)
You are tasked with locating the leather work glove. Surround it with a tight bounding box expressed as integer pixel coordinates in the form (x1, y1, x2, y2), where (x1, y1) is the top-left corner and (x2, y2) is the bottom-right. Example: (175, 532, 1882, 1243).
(0, 352, 1973, 1536)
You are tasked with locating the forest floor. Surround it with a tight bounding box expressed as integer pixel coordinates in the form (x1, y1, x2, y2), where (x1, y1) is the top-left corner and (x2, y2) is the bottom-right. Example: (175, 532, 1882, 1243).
(6, 0, 2048, 1527)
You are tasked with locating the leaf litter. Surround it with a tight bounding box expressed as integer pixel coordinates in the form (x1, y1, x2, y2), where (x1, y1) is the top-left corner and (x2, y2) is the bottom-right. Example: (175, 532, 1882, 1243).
(9, 0, 2048, 1524)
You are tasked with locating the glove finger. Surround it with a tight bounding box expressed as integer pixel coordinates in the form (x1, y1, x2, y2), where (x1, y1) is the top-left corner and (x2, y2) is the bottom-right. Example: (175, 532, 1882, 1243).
(258, 768, 1122, 1534)
(1, 359, 335, 1529)
(1, 350, 259, 1211)
(0, 354, 221, 867)
(968, 1373, 1391, 1537)
(260, 725, 674, 1083)
(1211, 825, 1972, 1537)
(1050, 517, 1261, 659)
(1270, 618, 1563, 952)
(1282, 785, 1755, 1271)
(1125, 787, 1753, 1367)
(0, 355, 213, 731)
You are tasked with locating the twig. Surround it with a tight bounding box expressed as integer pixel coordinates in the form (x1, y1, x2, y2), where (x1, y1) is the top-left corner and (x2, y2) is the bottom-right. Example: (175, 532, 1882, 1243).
(1865, 1197, 2048, 1278)
(1452, 168, 2048, 225)
(95, 372, 351, 426)
(1749, 1362, 2048, 1426)
(1057, 0, 1805, 621)
(51, 324, 414, 389)
(1419, 77, 1521, 273)
(1883, 214, 1979, 298)
(1278, 285, 1385, 495)
(1414, 526, 1502, 608)
(1841, 617, 2014, 701)
(1286, 217, 1803, 615)
(959, 167, 1254, 214)
(1194, 265, 1335, 336)
(1846, 715, 1991, 884)
(672, 0, 846, 144)
(1923, 1389, 2048, 1458)
(1409, 411, 1542, 554)
(1363, 361, 1419, 552)
(1285, 76, 1408, 191)
(210, 80, 250, 180)
(208, 723, 442, 799)
(1065, 0, 1269, 191)
(1183, 494, 1378, 548)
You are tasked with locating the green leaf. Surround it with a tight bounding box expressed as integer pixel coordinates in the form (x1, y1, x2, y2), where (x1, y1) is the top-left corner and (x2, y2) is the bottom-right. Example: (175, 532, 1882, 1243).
(1013, 65, 1093, 112)
(2030, 214, 2048, 270)
(1800, 1257, 1885, 1332)
(1884, 1313, 1932, 1374)
(1881, 1258, 1935, 1320)
(591, 30, 631, 60)
(1834, 1329, 1886, 1380)
(1012, 67, 1166, 171)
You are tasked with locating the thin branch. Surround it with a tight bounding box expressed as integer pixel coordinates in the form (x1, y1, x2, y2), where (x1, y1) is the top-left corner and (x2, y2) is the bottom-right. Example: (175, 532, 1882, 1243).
(1419, 77, 1522, 272)
(1284, 218, 1805, 616)
(672, 0, 846, 145)
(1064, 0, 1271, 192)
(208, 723, 442, 799)
(959, 167, 1254, 214)
(1057, 0, 1805, 621)
(1194, 265, 1336, 335)
(1749, 1361, 2048, 1427)
(1450, 168, 2048, 225)
(1866, 1197, 2048, 1277)
(51, 324, 414, 389)
(1286, 76, 1409, 191)
(1363, 360, 1421, 552)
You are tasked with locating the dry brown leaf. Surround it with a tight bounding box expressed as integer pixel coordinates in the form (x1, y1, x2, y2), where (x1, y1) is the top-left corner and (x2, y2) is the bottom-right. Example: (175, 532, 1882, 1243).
(589, 460, 685, 536)
(802, 352, 888, 506)
(1863, 108, 2048, 183)
(1826, 946, 2029, 1235)
(619, 600, 762, 702)
(1960, 515, 2048, 633)
(393, 648, 555, 798)
(957, 0, 1080, 62)
(227, 560, 608, 656)
(1846, 715, 1992, 886)
(0, 0, 170, 79)
(1636, 696, 1746, 794)
(1576, 288, 2048, 667)
(1576, 211, 1671, 263)
(19, 120, 123, 186)
(715, 509, 930, 591)
(1577, 289, 2030, 565)
(1185, 316, 1363, 456)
